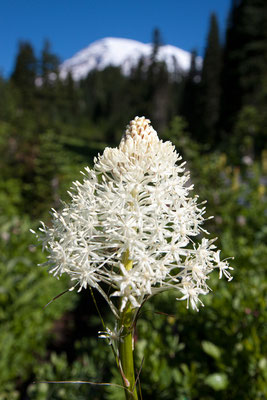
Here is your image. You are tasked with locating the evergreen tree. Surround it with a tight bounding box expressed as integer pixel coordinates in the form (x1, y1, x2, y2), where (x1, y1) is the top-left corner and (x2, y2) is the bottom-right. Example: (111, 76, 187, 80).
(221, 0, 267, 133)
(200, 13, 222, 145)
(151, 27, 162, 62)
(150, 62, 170, 131)
(11, 41, 37, 106)
(147, 28, 170, 131)
(0, 76, 18, 122)
(36, 40, 66, 129)
(11, 41, 37, 88)
(128, 56, 149, 117)
(63, 72, 80, 118)
(180, 50, 201, 139)
(40, 39, 60, 86)
(147, 27, 164, 84)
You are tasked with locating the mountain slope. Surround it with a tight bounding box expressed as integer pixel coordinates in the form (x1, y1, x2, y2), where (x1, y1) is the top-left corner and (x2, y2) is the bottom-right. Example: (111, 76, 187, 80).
(59, 37, 196, 80)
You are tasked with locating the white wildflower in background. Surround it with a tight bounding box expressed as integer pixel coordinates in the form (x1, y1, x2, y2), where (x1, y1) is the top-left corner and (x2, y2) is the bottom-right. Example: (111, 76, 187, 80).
(98, 323, 124, 346)
(33, 116, 233, 316)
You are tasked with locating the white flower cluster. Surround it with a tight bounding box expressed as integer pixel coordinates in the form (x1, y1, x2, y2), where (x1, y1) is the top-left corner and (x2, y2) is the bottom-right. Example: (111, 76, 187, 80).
(34, 116, 232, 316)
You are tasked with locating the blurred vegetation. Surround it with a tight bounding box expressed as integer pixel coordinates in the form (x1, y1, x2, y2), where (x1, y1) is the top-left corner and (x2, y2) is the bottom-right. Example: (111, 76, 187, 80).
(0, 0, 266, 398)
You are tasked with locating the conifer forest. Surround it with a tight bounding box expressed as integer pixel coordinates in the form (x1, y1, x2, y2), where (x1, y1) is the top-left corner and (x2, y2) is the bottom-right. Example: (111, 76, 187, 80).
(0, 0, 266, 399)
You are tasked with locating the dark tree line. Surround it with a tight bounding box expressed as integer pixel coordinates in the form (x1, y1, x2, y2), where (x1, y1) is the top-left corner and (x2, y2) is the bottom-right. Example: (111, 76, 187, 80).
(5, 0, 267, 152)
(0, 0, 266, 216)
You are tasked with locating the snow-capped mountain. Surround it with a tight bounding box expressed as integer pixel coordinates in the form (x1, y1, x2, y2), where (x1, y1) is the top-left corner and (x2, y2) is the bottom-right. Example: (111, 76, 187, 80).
(60, 37, 198, 81)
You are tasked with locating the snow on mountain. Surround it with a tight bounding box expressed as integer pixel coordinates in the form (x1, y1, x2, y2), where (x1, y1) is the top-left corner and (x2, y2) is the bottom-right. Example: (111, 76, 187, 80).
(60, 37, 198, 81)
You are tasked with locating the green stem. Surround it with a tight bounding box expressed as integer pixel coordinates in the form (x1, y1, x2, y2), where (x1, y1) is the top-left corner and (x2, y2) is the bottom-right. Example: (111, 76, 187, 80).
(119, 302, 138, 400)
(119, 250, 138, 400)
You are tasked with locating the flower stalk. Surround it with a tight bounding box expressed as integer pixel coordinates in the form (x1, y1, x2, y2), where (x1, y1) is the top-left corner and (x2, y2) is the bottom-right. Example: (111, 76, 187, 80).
(119, 251, 138, 400)
(119, 303, 138, 400)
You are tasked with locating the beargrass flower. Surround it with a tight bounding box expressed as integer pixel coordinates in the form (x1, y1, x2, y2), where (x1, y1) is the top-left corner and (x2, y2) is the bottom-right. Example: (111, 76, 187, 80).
(33, 116, 232, 317)
(32, 117, 233, 399)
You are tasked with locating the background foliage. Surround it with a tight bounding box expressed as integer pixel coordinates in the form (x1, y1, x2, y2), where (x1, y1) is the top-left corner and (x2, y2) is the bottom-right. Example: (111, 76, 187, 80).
(0, 0, 266, 399)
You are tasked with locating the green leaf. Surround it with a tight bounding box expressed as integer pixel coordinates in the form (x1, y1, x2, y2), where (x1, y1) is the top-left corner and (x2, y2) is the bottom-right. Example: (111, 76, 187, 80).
(201, 341, 221, 360)
(204, 373, 229, 391)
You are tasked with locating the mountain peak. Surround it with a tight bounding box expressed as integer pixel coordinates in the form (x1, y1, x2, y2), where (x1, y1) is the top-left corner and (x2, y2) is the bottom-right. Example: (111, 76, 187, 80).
(59, 37, 199, 80)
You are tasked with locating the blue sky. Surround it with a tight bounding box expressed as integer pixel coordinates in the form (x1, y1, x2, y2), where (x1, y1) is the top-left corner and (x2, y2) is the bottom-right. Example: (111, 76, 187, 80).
(0, 0, 231, 77)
